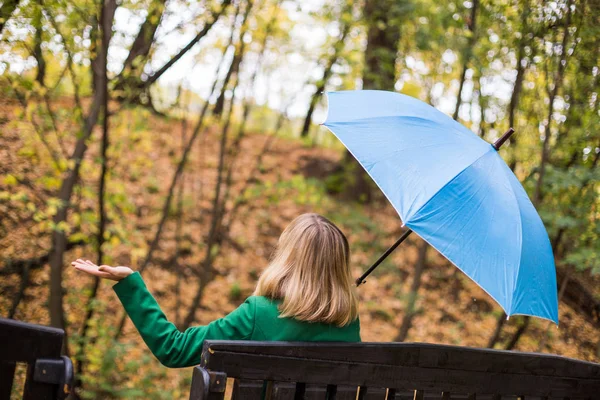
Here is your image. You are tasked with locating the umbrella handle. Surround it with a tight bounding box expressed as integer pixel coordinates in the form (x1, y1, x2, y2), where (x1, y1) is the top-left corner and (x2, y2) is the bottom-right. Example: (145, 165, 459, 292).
(356, 229, 413, 286)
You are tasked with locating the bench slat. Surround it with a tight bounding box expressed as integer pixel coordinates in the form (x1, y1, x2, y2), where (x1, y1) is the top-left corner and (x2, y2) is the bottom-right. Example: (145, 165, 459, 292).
(201, 342, 600, 380)
(192, 341, 600, 400)
(202, 350, 598, 398)
(232, 379, 263, 399)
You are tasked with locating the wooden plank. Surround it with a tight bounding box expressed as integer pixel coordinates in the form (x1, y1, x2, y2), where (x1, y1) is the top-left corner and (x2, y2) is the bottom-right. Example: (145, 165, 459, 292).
(189, 368, 225, 400)
(201, 341, 600, 380)
(231, 379, 264, 400)
(0, 318, 64, 364)
(364, 387, 387, 399)
(271, 382, 295, 399)
(305, 384, 328, 399)
(392, 390, 417, 400)
(190, 367, 209, 400)
(0, 361, 16, 400)
(202, 350, 599, 398)
(336, 385, 359, 400)
(22, 363, 56, 400)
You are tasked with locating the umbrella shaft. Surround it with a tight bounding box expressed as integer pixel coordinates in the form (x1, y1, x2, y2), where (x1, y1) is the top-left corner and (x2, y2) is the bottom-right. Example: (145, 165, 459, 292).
(492, 128, 515, 150)
(356, 229, 413, 286)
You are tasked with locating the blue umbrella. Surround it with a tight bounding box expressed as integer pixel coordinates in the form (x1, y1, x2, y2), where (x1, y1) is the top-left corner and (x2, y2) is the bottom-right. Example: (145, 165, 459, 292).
(323, 90, 558, 323)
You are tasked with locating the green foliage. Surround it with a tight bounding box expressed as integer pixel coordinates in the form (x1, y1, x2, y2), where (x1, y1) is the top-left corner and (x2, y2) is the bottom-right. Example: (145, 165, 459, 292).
(229, 281, 243, 301)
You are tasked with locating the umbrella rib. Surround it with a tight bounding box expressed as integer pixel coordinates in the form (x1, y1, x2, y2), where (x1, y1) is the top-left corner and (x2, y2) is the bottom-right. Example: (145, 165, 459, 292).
(501, 164, 525, 317)
(405, 147, 493, 223)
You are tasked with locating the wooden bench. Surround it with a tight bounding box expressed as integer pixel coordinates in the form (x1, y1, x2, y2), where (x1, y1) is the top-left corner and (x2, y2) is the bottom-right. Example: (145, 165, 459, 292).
(0, 318, 73, 400)
(189, 341, 600, 400)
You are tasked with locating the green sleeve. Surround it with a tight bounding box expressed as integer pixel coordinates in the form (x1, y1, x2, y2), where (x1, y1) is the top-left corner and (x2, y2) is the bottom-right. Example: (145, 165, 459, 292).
(113, 272, 255, 368)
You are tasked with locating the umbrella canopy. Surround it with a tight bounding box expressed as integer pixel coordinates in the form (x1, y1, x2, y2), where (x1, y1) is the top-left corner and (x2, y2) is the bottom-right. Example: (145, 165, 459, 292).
(323, 90, 559, 323)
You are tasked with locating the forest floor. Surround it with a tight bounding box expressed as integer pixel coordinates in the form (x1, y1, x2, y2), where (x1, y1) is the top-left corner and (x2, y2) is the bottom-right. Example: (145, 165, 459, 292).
(1, 98, 599, 398)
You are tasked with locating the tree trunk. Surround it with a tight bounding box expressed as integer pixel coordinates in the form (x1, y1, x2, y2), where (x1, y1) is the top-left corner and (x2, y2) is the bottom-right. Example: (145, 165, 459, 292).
(395, 241, 428, 342)
(506, 1, 531, 169)
(33, 0, 45, 86)
(213, 0, 253, 118)
(48, 0, 117, 336)
(300, 20, 351, 137)
(452, 0, 478, 121)
(362, 0, 401, 90)
(340, 0, 403, 200)
(504, 316, 530, 350)
(486, 314, 506, 348)
(120, 1, 166, 76)
(113, 0, 167, 95)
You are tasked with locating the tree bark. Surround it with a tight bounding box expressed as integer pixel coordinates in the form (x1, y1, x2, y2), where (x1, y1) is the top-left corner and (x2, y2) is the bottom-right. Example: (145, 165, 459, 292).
(213, 0, 253, 118)
(362, 0, 401, 90)
(48, 0, 117, 336)
(121, 1, 166, 76)
(452, 0, 478, 121)
(113, 0, 167, 95)
(395, 241, 428, 342)
(33, 0, 45, 86)
(506, 1, 531, 170)
(340, 0, 403, 200)
(486, 314, 506, 348)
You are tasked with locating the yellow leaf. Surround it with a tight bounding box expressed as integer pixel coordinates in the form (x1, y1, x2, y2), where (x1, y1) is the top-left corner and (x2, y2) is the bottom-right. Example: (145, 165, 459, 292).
(2, 174, 18, 186)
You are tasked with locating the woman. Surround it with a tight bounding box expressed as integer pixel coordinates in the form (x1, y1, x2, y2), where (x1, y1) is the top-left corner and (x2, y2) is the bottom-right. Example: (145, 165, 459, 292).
(72, 213, 361, 368)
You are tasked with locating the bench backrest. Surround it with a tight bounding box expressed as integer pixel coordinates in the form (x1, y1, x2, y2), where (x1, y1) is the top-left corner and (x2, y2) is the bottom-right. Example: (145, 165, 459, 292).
(0, 318, 73, 400)
(190, 340, 600, 400)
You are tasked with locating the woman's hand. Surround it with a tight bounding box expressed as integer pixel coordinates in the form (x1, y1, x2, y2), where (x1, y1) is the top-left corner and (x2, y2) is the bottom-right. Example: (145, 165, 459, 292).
(71, 259, 134, 281)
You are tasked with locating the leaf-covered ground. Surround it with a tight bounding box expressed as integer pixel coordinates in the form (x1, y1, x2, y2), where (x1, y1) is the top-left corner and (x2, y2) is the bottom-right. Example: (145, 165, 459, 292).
(1, 99, 599, 398)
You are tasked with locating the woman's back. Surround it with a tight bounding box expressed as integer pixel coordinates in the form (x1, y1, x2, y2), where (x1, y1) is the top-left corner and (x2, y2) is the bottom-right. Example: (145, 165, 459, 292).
(239, 296, 360, 342)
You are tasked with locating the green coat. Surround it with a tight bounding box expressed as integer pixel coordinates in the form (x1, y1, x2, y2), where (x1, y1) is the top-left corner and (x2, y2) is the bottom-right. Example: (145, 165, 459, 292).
(114, 272, 361, 368)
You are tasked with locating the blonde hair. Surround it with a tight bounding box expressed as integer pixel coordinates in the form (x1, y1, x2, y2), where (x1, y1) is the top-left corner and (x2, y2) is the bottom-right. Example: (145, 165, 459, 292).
(254, 213, 358, 327)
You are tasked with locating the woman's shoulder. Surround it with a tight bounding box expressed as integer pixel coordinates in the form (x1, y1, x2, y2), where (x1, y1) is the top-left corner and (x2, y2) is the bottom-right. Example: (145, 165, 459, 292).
(244, 295, 280, 308)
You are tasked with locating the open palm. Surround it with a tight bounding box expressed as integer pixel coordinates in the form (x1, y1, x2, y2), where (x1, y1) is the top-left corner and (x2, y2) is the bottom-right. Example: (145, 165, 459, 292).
(71, 259, 133, 281)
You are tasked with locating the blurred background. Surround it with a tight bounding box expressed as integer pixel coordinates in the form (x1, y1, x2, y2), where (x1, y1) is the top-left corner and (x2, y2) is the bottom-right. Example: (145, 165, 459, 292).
(0, 0, 599, 398)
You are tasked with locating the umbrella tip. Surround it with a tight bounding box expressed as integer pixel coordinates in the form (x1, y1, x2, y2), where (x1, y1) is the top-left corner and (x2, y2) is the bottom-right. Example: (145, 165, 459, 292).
(492, 128, 516, 150)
